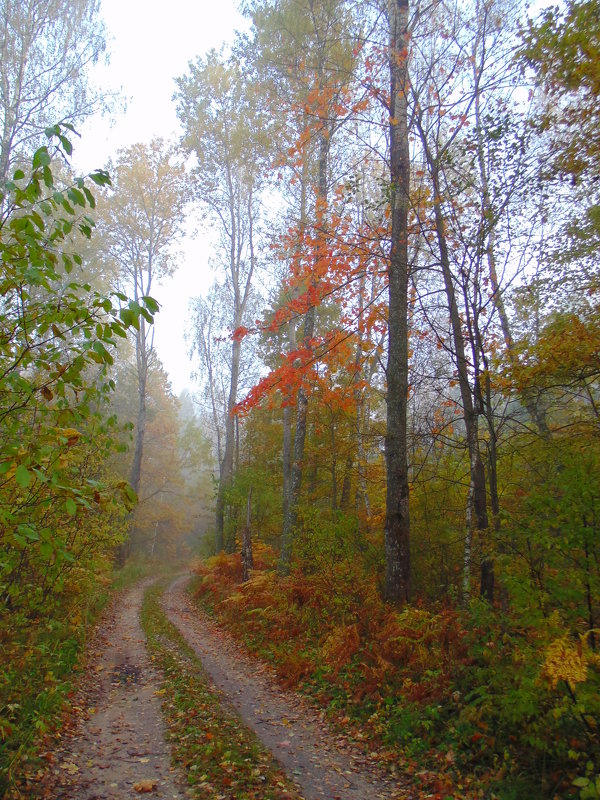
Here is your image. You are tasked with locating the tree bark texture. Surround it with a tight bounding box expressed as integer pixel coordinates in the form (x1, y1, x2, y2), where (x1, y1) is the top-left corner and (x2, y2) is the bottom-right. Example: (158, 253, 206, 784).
(383, 0, 411, 604)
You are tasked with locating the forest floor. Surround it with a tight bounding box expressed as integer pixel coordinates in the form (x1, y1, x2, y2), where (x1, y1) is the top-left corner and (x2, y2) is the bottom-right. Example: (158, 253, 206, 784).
(26, 574, 414, 800)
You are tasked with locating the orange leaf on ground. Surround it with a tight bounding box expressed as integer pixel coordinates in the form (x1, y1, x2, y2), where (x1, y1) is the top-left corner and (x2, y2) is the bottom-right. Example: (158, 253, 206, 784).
(133, 780, 158, 793)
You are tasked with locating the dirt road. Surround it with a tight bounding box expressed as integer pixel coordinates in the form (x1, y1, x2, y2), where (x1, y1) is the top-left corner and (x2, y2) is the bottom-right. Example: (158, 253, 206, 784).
(163, 574, 409, 800)
(34, 574, 410, 799)
(36, 578, 188, 799)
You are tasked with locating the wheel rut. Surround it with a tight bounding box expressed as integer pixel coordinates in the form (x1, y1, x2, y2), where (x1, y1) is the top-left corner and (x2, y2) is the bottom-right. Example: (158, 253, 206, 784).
(162, 573, 410, 800)
(34, 578, 188, 800)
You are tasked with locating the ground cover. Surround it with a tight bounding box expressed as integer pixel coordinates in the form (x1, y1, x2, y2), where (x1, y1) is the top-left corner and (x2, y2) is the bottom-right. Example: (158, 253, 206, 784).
(191, 546, 600, 800)
(0, 559, 157, 796)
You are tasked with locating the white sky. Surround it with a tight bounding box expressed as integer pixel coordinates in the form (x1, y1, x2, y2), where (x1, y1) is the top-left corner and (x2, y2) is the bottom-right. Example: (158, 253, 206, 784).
(72, 0, 247, 395)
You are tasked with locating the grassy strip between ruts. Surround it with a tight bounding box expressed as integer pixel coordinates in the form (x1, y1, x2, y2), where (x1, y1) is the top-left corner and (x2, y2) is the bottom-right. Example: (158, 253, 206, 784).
(140, 580, 304, 800)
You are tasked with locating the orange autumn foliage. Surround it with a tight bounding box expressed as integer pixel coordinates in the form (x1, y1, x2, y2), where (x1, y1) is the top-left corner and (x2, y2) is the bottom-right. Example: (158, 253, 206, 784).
(192, 546, 469, 707)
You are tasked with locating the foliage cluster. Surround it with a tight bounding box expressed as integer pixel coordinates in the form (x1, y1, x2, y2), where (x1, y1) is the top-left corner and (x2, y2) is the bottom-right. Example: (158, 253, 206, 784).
(182, 0, 600, 794)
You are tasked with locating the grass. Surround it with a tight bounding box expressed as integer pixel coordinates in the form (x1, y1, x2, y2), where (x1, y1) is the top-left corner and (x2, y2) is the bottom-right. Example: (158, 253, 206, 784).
(140, 580, 303, 800)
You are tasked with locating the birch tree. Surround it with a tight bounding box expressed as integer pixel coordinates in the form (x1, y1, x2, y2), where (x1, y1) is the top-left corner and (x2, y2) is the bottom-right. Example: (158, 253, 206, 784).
(0, 0, 109, 181)
(96, 139, 188, 549)
(176, 53, 269, 552)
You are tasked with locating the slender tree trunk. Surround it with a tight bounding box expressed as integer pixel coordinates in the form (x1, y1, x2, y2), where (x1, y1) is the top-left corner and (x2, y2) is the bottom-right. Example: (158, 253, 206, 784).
(215, 181, 256, 552)
(282, 321, 297, 524)
(282, 140, 307, 531)
(417, 118, 490, 601)
(216, 336, 241, 552)
(383, 0, 411, 604)
(330, 418, 338, 510)
(242, 487, 253, 582)
(340, 455, 353, 509)
(279, 129, 328, 575)
(472, 54, 549, 437)
(282, 404, 293, 520)
(129, 322, 148, 497)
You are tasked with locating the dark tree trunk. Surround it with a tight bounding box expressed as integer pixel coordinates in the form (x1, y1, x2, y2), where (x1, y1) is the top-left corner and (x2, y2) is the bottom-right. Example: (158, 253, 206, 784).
(282, 320, 297, 525)
(340, 455, 353, 509)
(383, 0, 411, 604)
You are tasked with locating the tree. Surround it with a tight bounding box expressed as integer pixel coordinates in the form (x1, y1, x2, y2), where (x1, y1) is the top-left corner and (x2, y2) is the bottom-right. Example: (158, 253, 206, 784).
(383, 0, 411, 603)
(522, 0, 600, 185)
(95, 139, 188, 550)
(520, 0, 600, 306)
(0, 127, 152, 610)
(241, 0, 361, 573)
(0, 0, 109, 182)
(175, 52, 269, 552)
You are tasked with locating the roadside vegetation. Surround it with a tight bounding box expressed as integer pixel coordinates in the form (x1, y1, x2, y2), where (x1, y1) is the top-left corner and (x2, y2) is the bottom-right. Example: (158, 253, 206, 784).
(192, 546, 600, 800)
(0, 558, 160, 796)
(1, 0, 599, 798)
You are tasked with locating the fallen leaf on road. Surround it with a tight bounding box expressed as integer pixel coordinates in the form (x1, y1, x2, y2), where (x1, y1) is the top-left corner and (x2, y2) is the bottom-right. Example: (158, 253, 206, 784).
(133, 779, 158, 792)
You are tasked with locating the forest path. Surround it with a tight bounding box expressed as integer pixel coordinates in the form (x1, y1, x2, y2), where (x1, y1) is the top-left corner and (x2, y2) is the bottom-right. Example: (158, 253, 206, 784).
(35, 578, 188, 800)
(163, 574, 411, 800)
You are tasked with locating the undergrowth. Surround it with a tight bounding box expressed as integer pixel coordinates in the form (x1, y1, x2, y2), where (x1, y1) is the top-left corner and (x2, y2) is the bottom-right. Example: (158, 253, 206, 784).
(140, 580, 302, 799)
(0, 572, 110, 795)
(191, 544, 600, 800)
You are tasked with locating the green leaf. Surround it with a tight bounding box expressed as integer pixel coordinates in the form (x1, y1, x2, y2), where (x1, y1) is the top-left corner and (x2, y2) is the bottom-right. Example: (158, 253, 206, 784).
(67, 188, 85, 207)
(42, 165, 53, 189)
(82, 186, 96, 208)
(65, 497, 77, 516)
(15, 465, 32, 488)
(142, 295, 160, 313)
(119, 308, 135, 326)
(32, 147, 51, 168)
(17, 524, 39, 542)
(89, 170, 111, 186)
(58, 134, 73, 156)
(30, 211, 44, 231)
(573, 777, 590, 787)
(12, 532, 27, 548)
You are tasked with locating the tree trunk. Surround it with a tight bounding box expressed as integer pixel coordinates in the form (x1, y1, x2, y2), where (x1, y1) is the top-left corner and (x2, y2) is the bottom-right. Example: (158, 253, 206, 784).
(279, 128, 328, 575)
(242, 487, 253, 582)
(383, 0, 411, 604)
(129, 320, 148, 497)
(216, 336, 241, 552)
(416, 113, 490, 601)
(282, 320, 297, 524)
(340, 455, 353, 509)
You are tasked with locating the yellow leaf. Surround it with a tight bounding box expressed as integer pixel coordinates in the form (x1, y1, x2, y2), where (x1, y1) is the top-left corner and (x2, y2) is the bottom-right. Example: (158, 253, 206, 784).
(542, 637, 588, 690)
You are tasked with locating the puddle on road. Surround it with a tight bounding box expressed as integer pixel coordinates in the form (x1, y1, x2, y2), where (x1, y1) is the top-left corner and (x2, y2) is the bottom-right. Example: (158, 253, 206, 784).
(110, 663, 141, 685)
